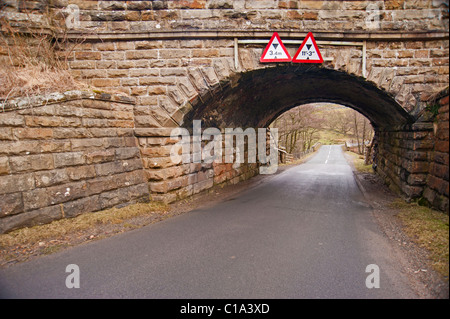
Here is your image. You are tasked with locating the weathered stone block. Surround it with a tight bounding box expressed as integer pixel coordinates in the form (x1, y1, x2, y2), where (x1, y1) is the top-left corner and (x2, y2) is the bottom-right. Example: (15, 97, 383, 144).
(176, 77, 198, 100)
(107, 119, 134, 128)
(63, 195, 101, 218)
(143, 156, 178, 169)
(197, 169, 214, 182)
(401, 184, 423, 198)
(95, 161, 124, 176)
(151, 192, 177, 204)
(123, 136, 139, 147)
(0, 127, 13, 141)
(13, 127, 53, 140)
(69, 60, 96, 69)
(0, 113, 25, 127)
(134, 115, 163, 128)
(121, 158, 145, 172)
(107, 69, 129, 78)
(71, 137, 105, 151)
(82, 118, 108, 128)
(150, 175, 187, 193)
(101, 51, 126, 61)
(159, 96, 179, 115)
(0, 205, 62, 234)
(115, 147, 140, 160)
(75, 51, 102, 60)
(435, 140, 449, 153)
(407, 173, 427, 186)
(126, 50, 158, 60)
(0, 192, 24, 217)
(431, 163, 449, 181)
(433, 151, 449, 166)
(145, 165, 184, 181)
(200, 67, 219, 86)
(146, 86, 167, 95)
(91, 78, 121, 88)
(9, 154, 54, 173)
(0, 157, 10, 176)
(34, 169, 69, 188)
(140, 145, 173, 157)
(193, 178, 214, 194)
(192, 49, 219, 58)
(52, 128, 91, 140)
(54, 152, 86, 168)
(66, 165, 96, 181)
(95, 42, 116, 51)
(0, 173, 35, 195)
(135, 40, 163, 50)
(23, 180, 87, 211)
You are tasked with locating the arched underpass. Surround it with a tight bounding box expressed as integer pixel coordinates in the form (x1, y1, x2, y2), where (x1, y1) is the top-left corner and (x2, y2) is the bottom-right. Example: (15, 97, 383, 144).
(1, 67, 445, 297)
(159, 65, 438, 207)
(182, 65, 413, 130)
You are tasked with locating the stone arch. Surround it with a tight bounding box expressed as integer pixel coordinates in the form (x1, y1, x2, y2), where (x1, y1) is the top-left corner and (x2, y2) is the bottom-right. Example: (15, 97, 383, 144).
(181, 65, 414, 131)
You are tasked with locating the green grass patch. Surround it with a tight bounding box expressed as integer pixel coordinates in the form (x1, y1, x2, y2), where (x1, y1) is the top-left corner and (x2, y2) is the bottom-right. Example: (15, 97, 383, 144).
(392, 199, 449, 279)
(317, 129, 348, 145)
(345, 151, 373, 174)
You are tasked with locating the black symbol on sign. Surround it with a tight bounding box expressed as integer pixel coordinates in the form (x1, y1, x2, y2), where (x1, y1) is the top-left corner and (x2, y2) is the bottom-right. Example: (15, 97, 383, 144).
(306, 44, 312, 50)
(273, 43, 279, 49)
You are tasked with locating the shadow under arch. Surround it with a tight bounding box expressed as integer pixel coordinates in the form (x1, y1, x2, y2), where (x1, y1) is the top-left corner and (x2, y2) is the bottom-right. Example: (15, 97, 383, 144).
(182, 65, 414, 130)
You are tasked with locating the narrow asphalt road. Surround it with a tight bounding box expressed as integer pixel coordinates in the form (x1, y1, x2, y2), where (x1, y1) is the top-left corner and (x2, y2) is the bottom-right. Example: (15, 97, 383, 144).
(0, 145, 418, 299)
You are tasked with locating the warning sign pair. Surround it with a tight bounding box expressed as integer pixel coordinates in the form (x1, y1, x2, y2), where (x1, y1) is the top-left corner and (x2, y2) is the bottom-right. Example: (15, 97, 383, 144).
(260, 32, 323, 63)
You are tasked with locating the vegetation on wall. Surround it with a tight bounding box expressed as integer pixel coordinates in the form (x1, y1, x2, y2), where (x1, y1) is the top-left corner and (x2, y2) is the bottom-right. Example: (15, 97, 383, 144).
(0, 5, 87, 102)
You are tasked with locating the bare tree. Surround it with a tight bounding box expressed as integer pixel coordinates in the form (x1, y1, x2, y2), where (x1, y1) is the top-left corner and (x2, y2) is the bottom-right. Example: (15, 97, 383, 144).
(272, 103, 374, 156)
(272, 104, 322, 154)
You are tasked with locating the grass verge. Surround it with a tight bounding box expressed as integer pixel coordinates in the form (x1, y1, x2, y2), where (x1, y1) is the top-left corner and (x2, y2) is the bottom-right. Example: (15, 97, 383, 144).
(0, 201, 169, 266)
(345, 150, 373, 174)
(391, 199, 449, 279)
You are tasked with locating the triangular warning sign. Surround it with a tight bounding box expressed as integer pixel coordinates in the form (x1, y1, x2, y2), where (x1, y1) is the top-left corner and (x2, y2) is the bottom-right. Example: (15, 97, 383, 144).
(260, 32, 292, 63)
(292, 32, 323, 63)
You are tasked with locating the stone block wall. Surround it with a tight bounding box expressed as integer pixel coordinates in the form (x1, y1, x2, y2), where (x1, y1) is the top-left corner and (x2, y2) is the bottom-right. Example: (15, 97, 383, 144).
(2, 0, 448, 116)
(4, 0, 446, 33)
(376, 124, 435, 199)
(0, 91, 149, 233)
(63, 38, 237, 130)
(1, 0, 448, 228)
(376, 89, 449, 213)
(135, 128, 260, 203)
(423, 91, 449, 212)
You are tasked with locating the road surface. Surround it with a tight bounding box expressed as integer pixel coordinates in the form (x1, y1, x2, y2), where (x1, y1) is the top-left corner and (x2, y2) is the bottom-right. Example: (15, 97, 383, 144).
(0, 145, 418, 299)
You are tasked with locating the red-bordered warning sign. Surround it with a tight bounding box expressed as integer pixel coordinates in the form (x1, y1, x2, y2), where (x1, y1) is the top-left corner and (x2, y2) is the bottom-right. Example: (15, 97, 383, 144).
(260, 32, 292, 63)
(292, 32, 323, 63)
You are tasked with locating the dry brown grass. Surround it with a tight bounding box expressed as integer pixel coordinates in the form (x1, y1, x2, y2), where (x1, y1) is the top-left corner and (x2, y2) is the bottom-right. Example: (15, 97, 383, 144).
(0, 62, 88, 102)
(0, 201, 172, 266)
(0, 16, 87, 102)
(392, 199, 449, 279)
(0, 202, 169, 248)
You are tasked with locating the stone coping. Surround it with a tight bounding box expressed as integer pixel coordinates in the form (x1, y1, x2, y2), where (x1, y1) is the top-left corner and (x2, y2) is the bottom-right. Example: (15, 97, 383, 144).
(0, 90, 135, 113)
(63, 30, 450, 41)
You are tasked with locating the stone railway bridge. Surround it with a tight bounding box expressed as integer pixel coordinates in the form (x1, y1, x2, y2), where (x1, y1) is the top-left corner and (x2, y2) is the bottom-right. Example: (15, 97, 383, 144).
(0, 0, 448, 232)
